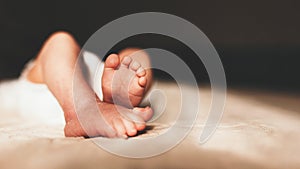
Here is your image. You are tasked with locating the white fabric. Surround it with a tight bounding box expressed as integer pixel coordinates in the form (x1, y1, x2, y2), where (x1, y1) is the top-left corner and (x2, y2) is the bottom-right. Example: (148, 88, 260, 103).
(0, 51, 104, 125)
(81, 51, 104, 101)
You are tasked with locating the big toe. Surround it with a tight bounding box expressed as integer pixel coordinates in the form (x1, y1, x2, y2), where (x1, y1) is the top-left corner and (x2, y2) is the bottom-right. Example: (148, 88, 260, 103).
(133, 106, 154, 121)
(105, 54, 120, 69)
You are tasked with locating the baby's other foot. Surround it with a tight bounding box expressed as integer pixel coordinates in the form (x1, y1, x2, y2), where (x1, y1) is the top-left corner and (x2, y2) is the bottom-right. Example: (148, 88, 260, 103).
(64, 101, 153, 138)
(102, 54, 147, 108)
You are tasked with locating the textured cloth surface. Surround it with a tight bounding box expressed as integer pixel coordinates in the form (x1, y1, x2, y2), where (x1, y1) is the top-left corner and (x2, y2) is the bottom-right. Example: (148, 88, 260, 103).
(0, 82, 300, 169)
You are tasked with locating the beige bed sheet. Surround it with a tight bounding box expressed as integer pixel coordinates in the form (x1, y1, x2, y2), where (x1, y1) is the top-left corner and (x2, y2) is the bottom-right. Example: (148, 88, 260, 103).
(0, 82, 299, 169)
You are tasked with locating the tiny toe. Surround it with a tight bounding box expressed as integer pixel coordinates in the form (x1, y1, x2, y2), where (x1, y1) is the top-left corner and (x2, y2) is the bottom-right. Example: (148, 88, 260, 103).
(122, 119, 137, 136)
(124, 113, 145, 131)
(113, 118, 127, 138)
(135, 122, 146, 131)
(105, 54, 119, 69)
(138, 76, 147, 87)
(121, 56, 132, 67)
(130, 61, 141, 71)
(136, 67, 146, 77)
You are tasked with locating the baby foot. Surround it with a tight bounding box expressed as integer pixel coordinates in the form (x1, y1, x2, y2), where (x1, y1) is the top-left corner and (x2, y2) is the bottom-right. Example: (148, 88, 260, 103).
(102, 54, 147, 108)
(64, 100, 153, 138)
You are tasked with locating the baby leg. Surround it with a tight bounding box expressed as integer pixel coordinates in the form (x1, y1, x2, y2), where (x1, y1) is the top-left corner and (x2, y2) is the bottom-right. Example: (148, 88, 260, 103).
(27, 31, 152, 137)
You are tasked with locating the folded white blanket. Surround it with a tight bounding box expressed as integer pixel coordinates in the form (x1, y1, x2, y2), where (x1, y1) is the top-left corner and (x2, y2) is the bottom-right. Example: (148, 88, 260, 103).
(0, 51, 104, 125)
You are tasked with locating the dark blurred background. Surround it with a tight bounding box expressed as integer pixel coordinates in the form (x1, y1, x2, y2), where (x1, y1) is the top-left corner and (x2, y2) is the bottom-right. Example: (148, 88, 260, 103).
(0, 0, 299, 92)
